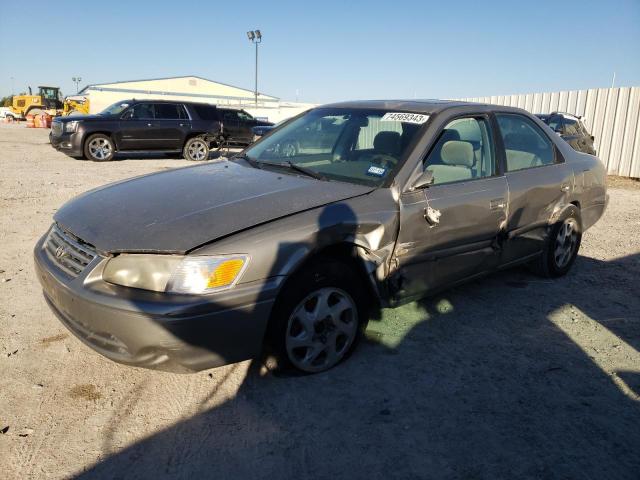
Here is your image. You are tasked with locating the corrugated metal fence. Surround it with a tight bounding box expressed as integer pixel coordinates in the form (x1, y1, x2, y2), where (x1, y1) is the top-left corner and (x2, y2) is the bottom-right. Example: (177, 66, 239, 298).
(458, 87, 640, 178)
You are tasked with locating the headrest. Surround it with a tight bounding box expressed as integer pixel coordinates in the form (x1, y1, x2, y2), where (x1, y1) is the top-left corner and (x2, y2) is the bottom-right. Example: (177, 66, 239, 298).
(373, 131, 401, 156)
(441, 140, 474, 167)
(440, 129, 461, 143)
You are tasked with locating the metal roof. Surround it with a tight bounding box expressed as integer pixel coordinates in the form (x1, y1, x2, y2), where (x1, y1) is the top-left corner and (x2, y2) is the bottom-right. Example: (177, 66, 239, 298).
(79, 75, 279, 100)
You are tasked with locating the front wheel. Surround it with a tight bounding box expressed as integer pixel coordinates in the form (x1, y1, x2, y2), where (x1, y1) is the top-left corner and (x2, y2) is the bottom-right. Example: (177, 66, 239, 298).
(531, 206, 582, 278)
(265, 259, 368, 374)
(84, 134, 115, 161)
(183, 137, 210, 161)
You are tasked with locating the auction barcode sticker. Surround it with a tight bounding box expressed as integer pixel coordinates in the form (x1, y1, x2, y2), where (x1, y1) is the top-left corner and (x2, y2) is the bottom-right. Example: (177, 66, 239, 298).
(381, 112, 429, 124)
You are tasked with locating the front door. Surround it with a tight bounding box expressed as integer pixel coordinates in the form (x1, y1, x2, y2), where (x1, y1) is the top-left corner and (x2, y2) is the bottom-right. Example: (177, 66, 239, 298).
(394, 115, 508, 300)
(118, 103, 156, 150)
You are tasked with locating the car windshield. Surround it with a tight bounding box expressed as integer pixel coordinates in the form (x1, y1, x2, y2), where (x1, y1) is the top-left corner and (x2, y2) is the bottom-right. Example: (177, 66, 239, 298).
(243, 108, 428, 187)
(100, 101, 131, 116)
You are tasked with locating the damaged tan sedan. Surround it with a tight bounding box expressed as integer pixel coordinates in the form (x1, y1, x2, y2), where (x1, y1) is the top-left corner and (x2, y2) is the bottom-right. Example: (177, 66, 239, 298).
(34, 101, 608, 374)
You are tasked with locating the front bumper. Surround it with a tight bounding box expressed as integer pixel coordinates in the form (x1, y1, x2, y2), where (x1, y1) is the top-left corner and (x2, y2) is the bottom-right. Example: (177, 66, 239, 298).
(50, 130, 84, 157)
(33, 234, 277, 372)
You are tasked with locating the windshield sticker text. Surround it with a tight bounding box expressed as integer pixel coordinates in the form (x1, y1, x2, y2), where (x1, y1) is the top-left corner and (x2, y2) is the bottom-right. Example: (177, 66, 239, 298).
(381, 112, 429, 124)
(367, 165, 386, 177)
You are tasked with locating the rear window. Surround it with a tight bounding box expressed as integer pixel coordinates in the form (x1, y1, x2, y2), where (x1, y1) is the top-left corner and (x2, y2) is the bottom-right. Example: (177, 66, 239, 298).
(192, 104, 219, 121)
(154, 103, 188, 120)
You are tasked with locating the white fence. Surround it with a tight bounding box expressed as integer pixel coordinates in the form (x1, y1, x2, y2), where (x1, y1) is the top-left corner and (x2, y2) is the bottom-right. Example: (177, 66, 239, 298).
(458, 87, 640, 178)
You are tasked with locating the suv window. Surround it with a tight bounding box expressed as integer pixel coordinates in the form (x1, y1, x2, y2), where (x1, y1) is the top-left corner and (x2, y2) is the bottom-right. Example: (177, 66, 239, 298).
(129, 103, 154, 119)
(423, 117, 495, 185)
(154, 103, 188, 120)
(496, 114, 555, 171)
(192, 104, 219, 121)
(237, 110, 254, 122)
(547, 115, 563, 133)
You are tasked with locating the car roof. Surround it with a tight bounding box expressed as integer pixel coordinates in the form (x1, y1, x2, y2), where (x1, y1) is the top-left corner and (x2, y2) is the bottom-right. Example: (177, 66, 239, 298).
(319, 99, 528, 115)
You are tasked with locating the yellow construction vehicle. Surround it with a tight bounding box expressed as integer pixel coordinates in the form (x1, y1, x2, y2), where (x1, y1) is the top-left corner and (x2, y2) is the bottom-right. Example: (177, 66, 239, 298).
(63, 95, 90, 116)
(11, 86, 64, 118)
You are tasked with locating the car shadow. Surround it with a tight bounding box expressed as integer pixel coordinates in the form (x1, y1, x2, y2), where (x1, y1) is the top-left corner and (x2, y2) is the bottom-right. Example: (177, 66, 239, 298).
(73, 203, 639, 479)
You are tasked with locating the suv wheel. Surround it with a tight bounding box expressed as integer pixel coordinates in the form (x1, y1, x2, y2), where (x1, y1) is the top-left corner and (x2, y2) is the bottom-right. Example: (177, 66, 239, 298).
(84, 134, 115, 161)
(265, 258, 368, 374)
(531, 205, 582, 278)
(183, 137, 210, 161)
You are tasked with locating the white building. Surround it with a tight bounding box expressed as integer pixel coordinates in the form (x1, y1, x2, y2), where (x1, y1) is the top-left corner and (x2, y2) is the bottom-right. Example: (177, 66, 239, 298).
(79, 75, 314, 123)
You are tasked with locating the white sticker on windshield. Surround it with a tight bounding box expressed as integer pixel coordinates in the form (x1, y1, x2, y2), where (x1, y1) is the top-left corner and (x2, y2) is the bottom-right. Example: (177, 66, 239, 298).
(381, 112, 429, 124)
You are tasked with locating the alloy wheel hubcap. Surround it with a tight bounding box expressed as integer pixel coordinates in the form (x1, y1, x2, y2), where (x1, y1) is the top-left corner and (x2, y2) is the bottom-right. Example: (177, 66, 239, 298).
(554, 218, 578, 268)
(285, 287, 358, 372)
(89, 138, 112, 159)
(188, 141, 207, 160)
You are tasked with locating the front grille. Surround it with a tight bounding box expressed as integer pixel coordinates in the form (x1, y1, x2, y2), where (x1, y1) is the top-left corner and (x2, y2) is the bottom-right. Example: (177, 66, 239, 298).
(51, 121, 63, 136)
(44, 224, 97, 277)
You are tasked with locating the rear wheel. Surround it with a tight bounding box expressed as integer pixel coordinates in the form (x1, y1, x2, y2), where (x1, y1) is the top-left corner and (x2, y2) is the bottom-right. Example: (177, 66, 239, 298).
(183, 137, 210, 161)
(84, 134, 115, 161)
(265, 259, 368, 374)
(531, 205, 582, 278)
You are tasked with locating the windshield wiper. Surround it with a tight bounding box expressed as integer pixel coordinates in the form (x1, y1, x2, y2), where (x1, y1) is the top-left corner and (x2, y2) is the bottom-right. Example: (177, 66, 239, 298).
(281, 161, 327, 181)
(232, 153, 261, 169)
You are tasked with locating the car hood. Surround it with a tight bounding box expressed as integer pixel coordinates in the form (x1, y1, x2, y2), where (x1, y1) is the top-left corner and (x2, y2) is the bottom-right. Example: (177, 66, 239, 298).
(54, 161, 373, 254)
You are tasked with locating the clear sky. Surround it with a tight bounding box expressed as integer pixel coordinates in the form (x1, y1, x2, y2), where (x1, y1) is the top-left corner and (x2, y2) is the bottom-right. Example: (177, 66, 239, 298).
(1, 0, 639, 103)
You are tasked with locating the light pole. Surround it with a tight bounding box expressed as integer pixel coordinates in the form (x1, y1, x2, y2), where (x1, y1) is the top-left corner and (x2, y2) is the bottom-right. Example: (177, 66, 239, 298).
(246, 30, 262, 108)
(72, 76, 82, 93)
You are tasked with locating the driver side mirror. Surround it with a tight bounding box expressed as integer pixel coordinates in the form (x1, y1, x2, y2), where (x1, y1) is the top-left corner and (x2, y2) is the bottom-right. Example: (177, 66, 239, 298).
(411, 170, 434, 190)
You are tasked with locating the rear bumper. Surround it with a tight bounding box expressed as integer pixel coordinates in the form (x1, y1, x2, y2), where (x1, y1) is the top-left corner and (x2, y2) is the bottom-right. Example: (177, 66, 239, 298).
(50, 131, 84, 157)
(34, 234, 277, 372)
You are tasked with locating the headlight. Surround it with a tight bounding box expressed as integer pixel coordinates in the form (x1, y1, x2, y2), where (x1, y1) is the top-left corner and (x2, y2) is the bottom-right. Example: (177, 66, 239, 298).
(64, 121, 79, 133)
(102, 254, 249, 294)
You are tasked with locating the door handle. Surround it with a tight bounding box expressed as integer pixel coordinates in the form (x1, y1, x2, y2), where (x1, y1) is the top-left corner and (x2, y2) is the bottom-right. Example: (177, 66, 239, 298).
(179, 123, 188, 127)
(147, 123, 153, 127)
(561, 184, 571, 192)
(490, 198, 506, 210)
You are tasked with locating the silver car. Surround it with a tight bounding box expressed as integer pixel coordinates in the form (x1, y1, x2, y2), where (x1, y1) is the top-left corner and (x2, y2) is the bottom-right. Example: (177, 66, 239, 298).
(34, 101, 608, 374)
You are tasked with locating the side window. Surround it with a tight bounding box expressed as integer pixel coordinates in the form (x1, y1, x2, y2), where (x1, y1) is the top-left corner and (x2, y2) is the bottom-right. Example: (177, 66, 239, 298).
(547, 115, 563, 133)
(496, 114, 555, 171)
(423, 117, 495, 185)
(129, 103, 154, 119)
(153, 103, 181, 120)
(237, 111, 253, 122)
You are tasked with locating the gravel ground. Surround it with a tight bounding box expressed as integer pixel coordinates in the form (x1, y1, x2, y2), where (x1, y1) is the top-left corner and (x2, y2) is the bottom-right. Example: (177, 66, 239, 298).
(1, 123, 639, 479)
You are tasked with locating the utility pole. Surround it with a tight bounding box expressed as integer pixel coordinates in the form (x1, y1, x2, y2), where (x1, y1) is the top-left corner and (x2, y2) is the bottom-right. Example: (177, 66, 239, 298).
(72, 76, 82, 93)
(246, 30, 262, 108)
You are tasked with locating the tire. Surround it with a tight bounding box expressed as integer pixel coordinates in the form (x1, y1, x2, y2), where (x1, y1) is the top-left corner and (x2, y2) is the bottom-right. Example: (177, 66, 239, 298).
(183, 137, 210, 161)
(265, 258, 369, 374)
(531, 205, 582, 278)
(83, 134, 115, 162)
(27, 108, 44, 116)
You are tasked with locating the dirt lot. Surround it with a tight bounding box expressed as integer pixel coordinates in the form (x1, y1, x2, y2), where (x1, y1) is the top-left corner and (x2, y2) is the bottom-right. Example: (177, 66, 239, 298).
(1, 123, 639, 479)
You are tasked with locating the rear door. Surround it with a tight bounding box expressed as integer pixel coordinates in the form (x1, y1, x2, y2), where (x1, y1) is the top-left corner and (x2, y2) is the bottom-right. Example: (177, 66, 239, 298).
(395, 114, 508, 299)
(495, 113, 575, 265)
(151, 103, 191, 149)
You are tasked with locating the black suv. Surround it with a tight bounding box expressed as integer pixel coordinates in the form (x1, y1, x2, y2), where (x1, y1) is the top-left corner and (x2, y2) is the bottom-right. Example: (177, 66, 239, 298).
(50, 100, 273, 161)
(535, 112, 596, 155)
